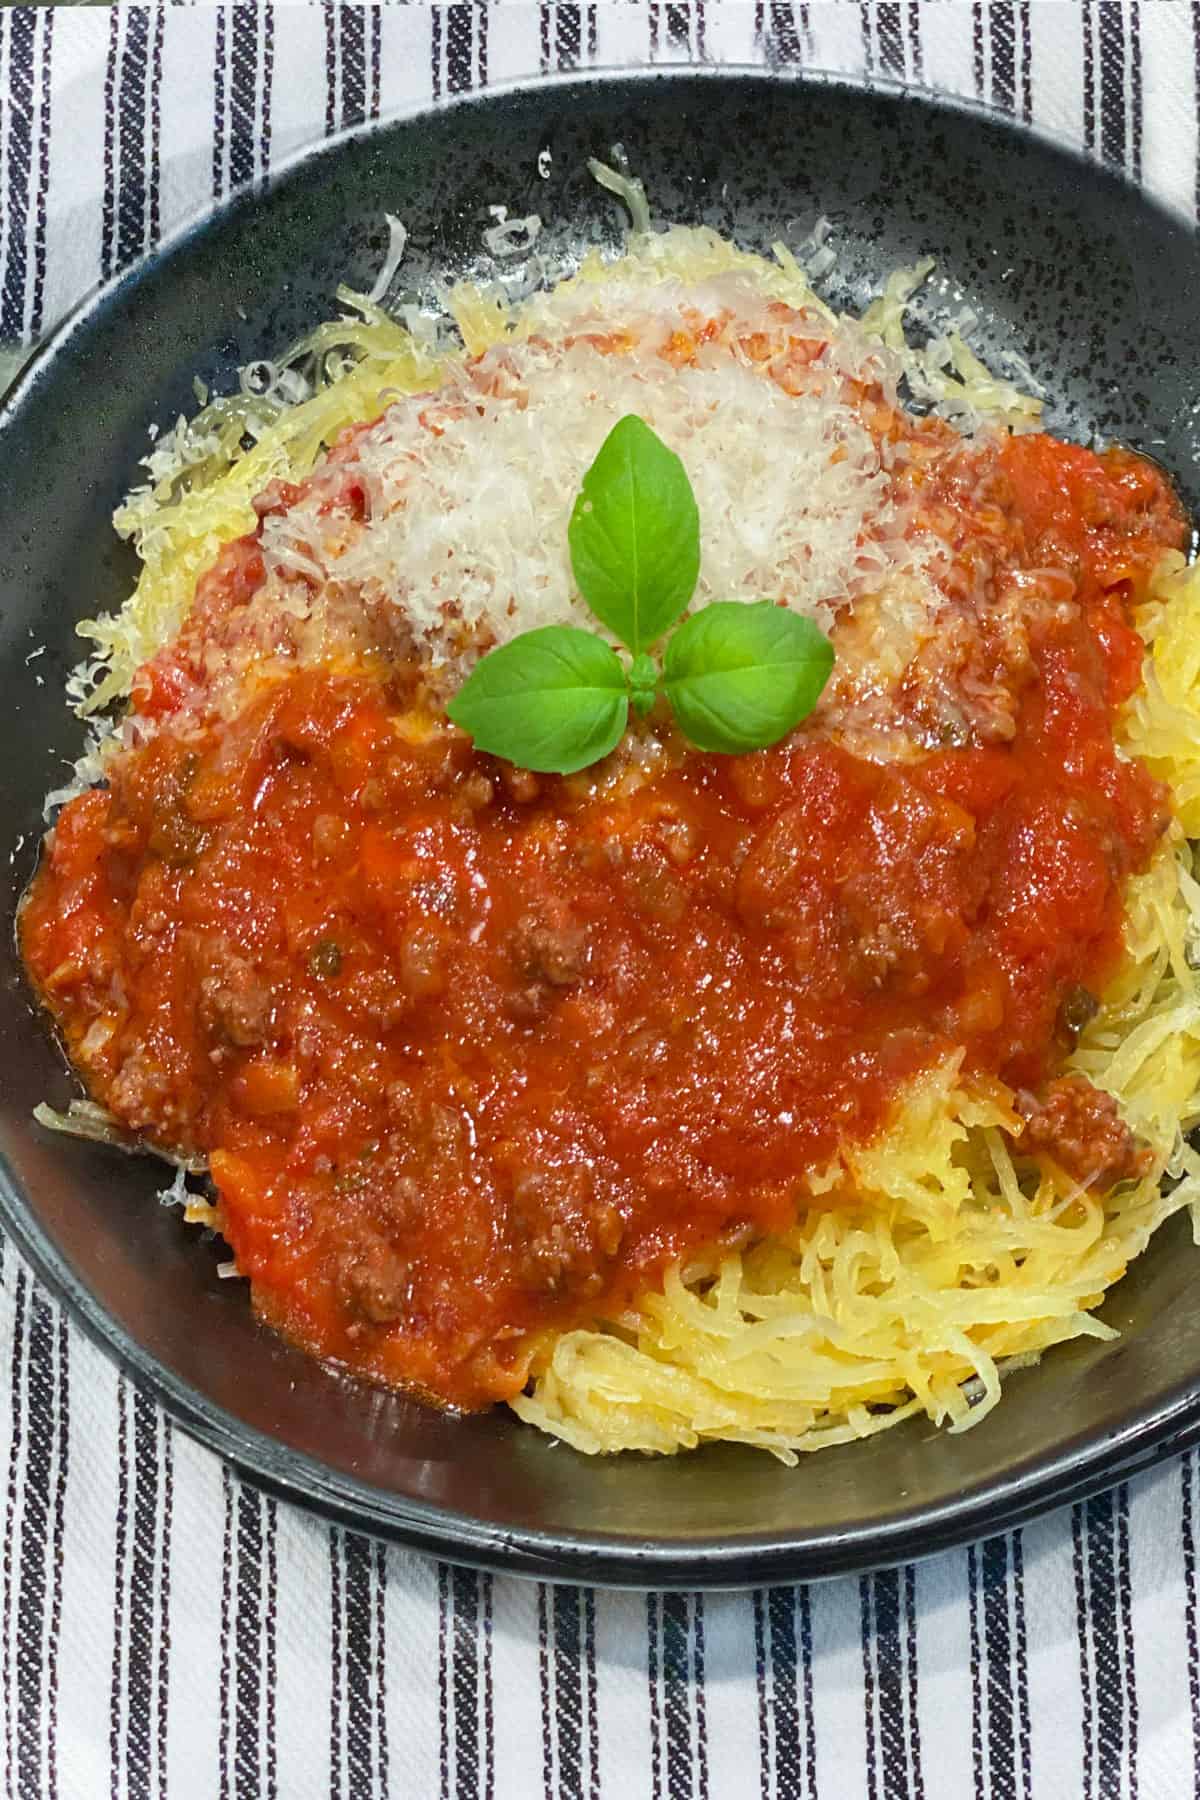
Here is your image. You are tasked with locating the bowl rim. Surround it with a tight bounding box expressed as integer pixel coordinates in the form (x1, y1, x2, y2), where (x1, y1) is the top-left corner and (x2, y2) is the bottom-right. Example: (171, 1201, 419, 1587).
(3, 62, 1199, 1589)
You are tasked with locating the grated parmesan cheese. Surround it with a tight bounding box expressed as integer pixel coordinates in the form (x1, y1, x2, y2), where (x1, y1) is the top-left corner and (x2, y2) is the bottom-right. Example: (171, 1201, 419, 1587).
(258, 266, 937, 689)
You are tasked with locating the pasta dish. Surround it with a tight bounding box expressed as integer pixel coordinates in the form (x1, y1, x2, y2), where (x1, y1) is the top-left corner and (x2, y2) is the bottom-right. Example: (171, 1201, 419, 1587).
(18, 174, 1200, 1461)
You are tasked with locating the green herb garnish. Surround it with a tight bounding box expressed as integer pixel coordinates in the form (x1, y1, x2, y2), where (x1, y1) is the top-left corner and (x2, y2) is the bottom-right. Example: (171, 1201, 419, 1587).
(446, 414, 834, 773)
(664, 600, 834, 755)
(568, 412, 700, 653)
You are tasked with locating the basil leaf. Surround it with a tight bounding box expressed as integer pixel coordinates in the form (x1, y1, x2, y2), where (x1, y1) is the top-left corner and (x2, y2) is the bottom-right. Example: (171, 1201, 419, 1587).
(446, 626, 629, 774)
(663, 602, 834, 754)
(568, 415, 701, 653)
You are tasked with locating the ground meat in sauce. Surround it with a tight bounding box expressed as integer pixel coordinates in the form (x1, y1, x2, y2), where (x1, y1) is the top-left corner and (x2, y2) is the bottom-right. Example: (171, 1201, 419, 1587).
(195, 938, 274, 1048)
(335, 1223, 412, 1326)
(508, 911, 590, 987)
(18, 426, 1188, 1414)
(1017, 1075, 1152, 1192)
(509, 1166, 624, 1298)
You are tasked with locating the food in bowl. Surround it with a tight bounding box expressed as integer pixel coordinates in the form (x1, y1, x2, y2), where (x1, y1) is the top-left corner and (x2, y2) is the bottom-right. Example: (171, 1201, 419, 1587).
(18, 172, 1200, 1461)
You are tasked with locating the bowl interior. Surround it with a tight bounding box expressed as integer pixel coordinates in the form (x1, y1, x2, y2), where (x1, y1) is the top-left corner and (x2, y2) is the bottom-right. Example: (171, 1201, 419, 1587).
(2, 71, 1199, 1585)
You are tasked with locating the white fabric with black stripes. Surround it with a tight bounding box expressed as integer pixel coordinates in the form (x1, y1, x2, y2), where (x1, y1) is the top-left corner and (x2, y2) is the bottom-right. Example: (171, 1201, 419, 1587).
(1, 5, 1198, 1796)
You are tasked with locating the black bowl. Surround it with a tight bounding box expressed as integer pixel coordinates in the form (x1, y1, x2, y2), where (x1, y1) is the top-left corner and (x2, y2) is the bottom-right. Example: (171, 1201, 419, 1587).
(3, 70, 1200, 1588)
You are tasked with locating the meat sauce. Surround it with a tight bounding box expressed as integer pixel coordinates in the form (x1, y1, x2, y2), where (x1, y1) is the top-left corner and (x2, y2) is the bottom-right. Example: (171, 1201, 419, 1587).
(19, 432, 1187, 1410)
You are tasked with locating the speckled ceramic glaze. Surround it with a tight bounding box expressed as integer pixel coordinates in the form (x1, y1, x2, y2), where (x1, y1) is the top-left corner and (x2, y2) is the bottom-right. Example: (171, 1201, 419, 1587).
(2, 73, 1198, 1586)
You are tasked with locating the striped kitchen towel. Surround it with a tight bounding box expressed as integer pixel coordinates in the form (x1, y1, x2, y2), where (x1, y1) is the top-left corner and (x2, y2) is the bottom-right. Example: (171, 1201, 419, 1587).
(2, 5, 1200, 1796)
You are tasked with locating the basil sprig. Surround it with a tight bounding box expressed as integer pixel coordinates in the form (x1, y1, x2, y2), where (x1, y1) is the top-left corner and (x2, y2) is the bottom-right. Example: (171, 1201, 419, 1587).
(447, 415, 834, 773)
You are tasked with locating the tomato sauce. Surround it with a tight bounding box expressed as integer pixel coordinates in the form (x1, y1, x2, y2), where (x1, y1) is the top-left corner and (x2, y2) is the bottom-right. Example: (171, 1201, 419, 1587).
(19, 433, 1187, 1409)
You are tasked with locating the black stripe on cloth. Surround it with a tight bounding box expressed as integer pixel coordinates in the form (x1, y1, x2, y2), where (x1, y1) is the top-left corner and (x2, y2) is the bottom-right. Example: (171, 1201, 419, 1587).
(973, 3, 1031, 116)
(1083, 0, 1096, 160)
(129, 1390, 166, 1800)
(860, 1569, 924, 1800)
(260, 4, 276, 184)
(324, 4, 337, 138)
(649, 3, 706, 61)
(1073, 1489, 1138, 1800)
(101, 8, 119, 283)
(438, 1565, 495, 1800)
(0, 10, 32, 341)
(5, 1276, 68, 1800)
(155, 1415, 173, 1800)
(906, 1, 923, 84)
(1117, 1484, 1140, 1800)
(647, 1594, 709, 1800)
(754, 1587, 770, 1796)
(538, 1586, 552, 1795)
(115, 9, 149, 275)
(236, 1485, 268, 1800)
(441, 3, 486, 100)
(1011, 1529, 1033, 1796)
(101, 5, 164, 282)
(556, 1588, 585, 1799)
(483, 1565, 496, 1800)
(585, 1587, 599, 1799)
(230, 5, 263, 191)
(967, 1534, 1032, 1800)
(2, 6, 53, 342)
(326, 5, 382, 135)
(342, 6, 369, 129)
(3, 1270, 29, 1800)
(903, 1565, 922, 1798)
(219, 1472, 277, 1800)
(755, 3, 811, 68)
(45, 1309, 69, 1800)
(1018, 0, 1032, 121)
(109, 1377, 131, 1800)
(1128, 0, 1143, 183)
(537, 1585, 600, 1799)
(875, 4, 905, 78)
(648, 1593, 662, 1799)
(326, 2, 383, 133)
(438, 1563, 449, 1798)
(219, 1465, 233, 1800)
(330, 1523, 344, 1800)
(861, 2, 922, 84)
(108, 1382, 170, 1800)
(212, 6, 226, 198)
(215, 5, 274, 197)
(967, 1546, 983, 1798)
(332, 1530, 388, 1800)
(374, 1539, 389, 1795)
(31, 5, 52, 337)
(1071, 1501, 1096, 1800)
(148, 5, 163, 249)
(1101, 0, 1136, 176)
(430, 5, 443, 105)
(753, 1586, 816, 1799)
(1084, 0, 1142, 178)
(539, 5, 598, 74)
(1181, 1456, 1200, 1786)
(860, 1575, 878, 1800)
(16, 1275, 57, 1795)
(266, 1498, 279, 1796)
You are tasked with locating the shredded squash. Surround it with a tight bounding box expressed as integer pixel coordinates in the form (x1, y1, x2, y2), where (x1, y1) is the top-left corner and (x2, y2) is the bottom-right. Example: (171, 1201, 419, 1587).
(55, 205, 1200, 1462)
